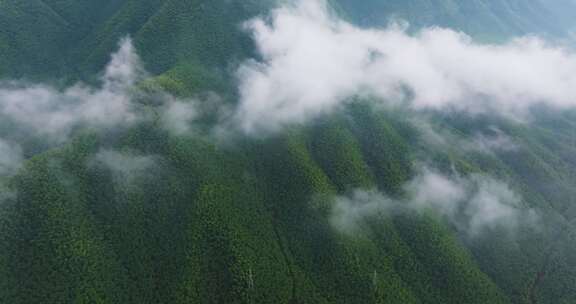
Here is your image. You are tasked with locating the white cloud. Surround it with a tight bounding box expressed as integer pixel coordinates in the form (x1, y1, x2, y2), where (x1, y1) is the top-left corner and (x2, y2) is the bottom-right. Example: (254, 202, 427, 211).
(0, 37, 202, 144)
(0, 139, 22, 201)
(90, 150, 157, 187)
(102, 37, 147, 90)
(412, 119, 518, 155)
(465, 127, 519, 154)
(405, 168, 467, 216)
(0, 139, 23, 178)
(331, 168, 536, 237)
(235, 0, 576, 135)
(0, 36, 205, 197)
(160, 96, 198, 136)
(0, 38, 141, 142)
(331, 189, 395, 234)
(464, 177, 531, 237)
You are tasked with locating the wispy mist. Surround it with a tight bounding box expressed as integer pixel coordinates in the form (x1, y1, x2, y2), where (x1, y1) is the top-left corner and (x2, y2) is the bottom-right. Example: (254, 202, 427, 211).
(0, 139, 22, 200)
(331, 168, 537, 237)
(0, 37, 206, 199)
(0, 139, 23, 178)
(90, 149, 157, 187)
(412, 118, 519, 156)
(0, 38, 140, 142)
(235, 0, 576, 135)
(160, 96, 199, 136)
(0, 38, 201, 143)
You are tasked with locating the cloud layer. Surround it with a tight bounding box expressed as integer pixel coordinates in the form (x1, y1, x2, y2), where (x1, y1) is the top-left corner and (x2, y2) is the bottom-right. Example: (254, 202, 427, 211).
(235, 0, 576, 134)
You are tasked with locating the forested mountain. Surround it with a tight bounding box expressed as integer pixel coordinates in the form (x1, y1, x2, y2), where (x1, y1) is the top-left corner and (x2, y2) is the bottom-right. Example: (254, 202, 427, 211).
(1, 1, 576, 303)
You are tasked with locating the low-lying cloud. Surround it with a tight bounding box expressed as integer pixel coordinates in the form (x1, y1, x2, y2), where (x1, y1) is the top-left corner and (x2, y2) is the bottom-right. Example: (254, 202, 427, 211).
(161, 96, 199, 136)
(0, 139, 23, 178)
(234, 0, 576, 134)
(412, 118, 519, 156)
(0, 37, 200, 186)
(331, 168, 537, 237)
(90, 149, 157, 187)
(0, 37, 199, 144)
(0, 38, 141, 142)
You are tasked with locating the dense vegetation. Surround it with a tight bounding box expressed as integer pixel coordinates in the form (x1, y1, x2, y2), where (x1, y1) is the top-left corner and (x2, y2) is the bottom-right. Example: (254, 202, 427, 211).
(1, 0, 576, 303)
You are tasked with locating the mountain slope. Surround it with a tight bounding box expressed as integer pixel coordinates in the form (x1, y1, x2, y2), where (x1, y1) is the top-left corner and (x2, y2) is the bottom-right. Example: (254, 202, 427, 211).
(0, 1, 576, 303)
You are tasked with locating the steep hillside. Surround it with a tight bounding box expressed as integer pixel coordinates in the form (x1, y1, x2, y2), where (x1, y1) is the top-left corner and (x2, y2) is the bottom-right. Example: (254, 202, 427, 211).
(0, 1, 576, 304)
(4, 0, 574, 80)
(0, 0, 272, 81)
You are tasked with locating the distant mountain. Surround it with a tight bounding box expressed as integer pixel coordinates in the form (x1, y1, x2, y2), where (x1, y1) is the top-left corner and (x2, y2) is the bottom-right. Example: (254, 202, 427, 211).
(2, 0, 574, 80)
(334, 0, 576, 40)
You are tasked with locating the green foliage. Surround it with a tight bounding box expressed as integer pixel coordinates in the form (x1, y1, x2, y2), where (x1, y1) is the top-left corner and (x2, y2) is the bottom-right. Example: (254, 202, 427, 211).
(4, 138, 131, 304)
(394, 213, 510, 304)
(309, 117, 375, 191)
(347, 103, 413, 194)
(1, 1, 576, 303)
